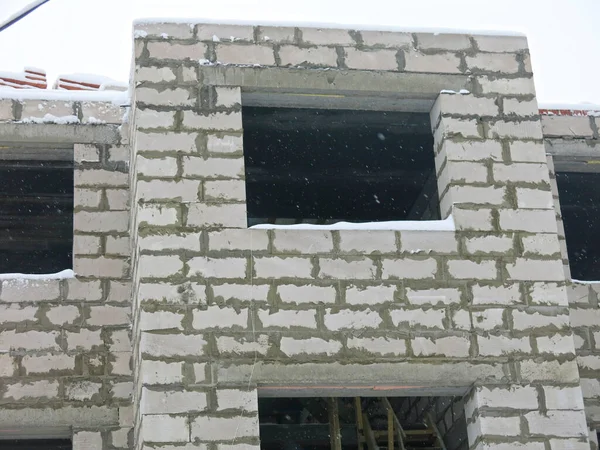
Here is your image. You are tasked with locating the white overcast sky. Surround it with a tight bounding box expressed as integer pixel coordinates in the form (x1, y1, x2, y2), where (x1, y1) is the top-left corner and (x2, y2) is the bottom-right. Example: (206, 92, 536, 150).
(0, 0, 599, 105)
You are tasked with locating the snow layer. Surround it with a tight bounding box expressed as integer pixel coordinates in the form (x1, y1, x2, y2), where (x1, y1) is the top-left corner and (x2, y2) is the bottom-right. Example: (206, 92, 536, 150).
(134, 17, 525, 37)
(0, 269, 74, 281)
(251, 215, 455, 231)
(572, 279, 600, 285)
(0, 87, 129, 105)
(20, 114, 80, 124)
(539, 102, 600, 111)
(56, 73, 128, 90)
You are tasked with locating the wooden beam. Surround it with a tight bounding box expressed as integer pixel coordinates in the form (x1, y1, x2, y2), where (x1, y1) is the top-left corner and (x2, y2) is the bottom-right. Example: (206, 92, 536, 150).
(362, 413, 379, 450)
(354, 397, 364, 450)
(328, 398, 342, 450)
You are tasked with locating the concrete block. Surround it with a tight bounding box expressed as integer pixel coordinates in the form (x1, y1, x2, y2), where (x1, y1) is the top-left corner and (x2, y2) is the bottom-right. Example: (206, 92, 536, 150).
(207, 134, 243, 154)
(204, 179, 246, 201)
(215, 87, 241, 107)
(137, 155, 179, 177)
(447, 260, 497, 280)
(441, 140, 503, 162)
(190, 416, 259, 441)
(319, 258, 376, 280)
(406, 287, 461, 305)
(138, 204, 179, 226)
(472, 284, 521, 305)
(136, 22, 194, 39)
(74, 188, 102, 208)
(503, 98, 539, 117)
(499, 209, 557, 233)
(344, 48, 398, 70)
(196, 24, 254, 42)
(254, 257, 312, 278)
(136, 66, 177, 83)
(400, 231, 458, 254)
(467, 415, 521, 441)
(509, 141, 549, 163)
(74, 211, 129, 232)
(345, 285, 396, 305)
(216, 44, 275, 65)
(216, 389, 258, 411)
(381, 258, 437, 280)
(493, 162, 550, 183)
(136, 87, 195, 106)
(186, 203, 246, 228)
(208, 229, 267, 251)
(478, 77, 536, 95)
(466, 53, 519, 73)
(138, 255, 183, 278)
(512, 310, 569, 331)
(465, 236, 514, 254)
(389, 308, 445, 329)
(258, 309, 317, 329)
(212, 283, 270, 301)
(67, 279, 102, 301)
(323, 309, 382, 330)
(278, 46, 338, 67)
(278, 285, 336, 304)
(106, 189, 129, 210)
(475, 385, 539, 409)
(487, 120, 543, 139)
(182, 111, 242, 131)
(216, 335, 270, 355)
(280, 337, 342, 356)
(147, 42, 207, 60)
(541, 115, 593, 137)
(140, 233, 201, 252)
(471, 308, 505, 331)
(273, 230, 333, 253)
(136, 131, 197, 152)
(477, 334, 531, 356)
(347, 336, 406, 356)
(474, 35, 528, 52)
(1, 279, 60, 302)
(66, 381, 102, 400)
(412, 336, 470, 357)
(135, 109, 175, 129)
(141, 388, 207, 414)
(435, 117, 481, 140)
(139, 310, 185, 331)
(22, 354, 75, 374)
(88, 305, 130, 326)
(0, 304, 37, 323)
(525, 410, 588, 438)
(192, 306, 248, 329)
(73, 431, 103, 450)
(537, 334, 576, 355)
(182, 156, 244, 179)
(137, 179, 200, 202)
(141, 360, 184, 384)
(4, 380, 59, 400)
(66, 329, 103, 351)
(338, 231, 397, 254)
(360, 31, 412, 48)
(46, 305, 79, 325)
(141, 332, 206, 357)
(417, 33, 471, 50)
(188, 257, 247, 278)
(570, 308, 600, 327)
(506, 259, 565, 281)
(522, 233, 561, 255)
(300, 27, 354, 45)
(516, 188, 554, 209)
(258, 26, 296, 44)
(404, 51, 461, 73)
(141, 414, 189, 443)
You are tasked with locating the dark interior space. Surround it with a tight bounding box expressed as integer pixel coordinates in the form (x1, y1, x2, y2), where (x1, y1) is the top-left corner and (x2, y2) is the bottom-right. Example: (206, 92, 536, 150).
(0, 440, 71, 450)
(258, 396, 467, 450)
(556, 171, 600, 280)
(242, 107, 439, 226)
(0, 158, 73, 274)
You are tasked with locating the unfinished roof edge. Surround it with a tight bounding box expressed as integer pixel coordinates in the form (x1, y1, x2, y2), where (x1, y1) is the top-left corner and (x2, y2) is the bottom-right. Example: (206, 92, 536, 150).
(133, 17, 526, 37)
(0, 87, 129, 106)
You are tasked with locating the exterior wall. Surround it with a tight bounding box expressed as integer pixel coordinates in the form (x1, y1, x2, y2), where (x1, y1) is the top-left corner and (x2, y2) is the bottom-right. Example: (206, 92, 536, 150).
(0, 101, 133, 448)
(131, 22, 591, 450)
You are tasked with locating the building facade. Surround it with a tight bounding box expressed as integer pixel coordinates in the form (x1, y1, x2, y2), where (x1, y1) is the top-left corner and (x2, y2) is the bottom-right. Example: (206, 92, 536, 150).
(0, 21, 599, 450)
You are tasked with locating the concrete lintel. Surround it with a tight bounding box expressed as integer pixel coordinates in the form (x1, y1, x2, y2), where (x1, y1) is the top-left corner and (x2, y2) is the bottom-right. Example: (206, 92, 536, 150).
(258, 384, 468, 398)
(200, 66, 470, 99)
(0, 123, 122, 145)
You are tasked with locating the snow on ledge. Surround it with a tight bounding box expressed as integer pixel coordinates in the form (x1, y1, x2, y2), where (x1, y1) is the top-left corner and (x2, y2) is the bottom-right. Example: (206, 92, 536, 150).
(571, 279, 600, 285)
(133, 17, 526, 37)
(250, 215, 455, 231)
(0, 269, 75, 281)
(0, 87, 129, 106)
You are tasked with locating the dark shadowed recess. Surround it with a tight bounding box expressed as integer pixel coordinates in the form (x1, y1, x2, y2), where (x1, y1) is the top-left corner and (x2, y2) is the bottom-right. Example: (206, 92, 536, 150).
(0, 158, 73, 273)
(243, 107, 440, 226)
(556, 171, 600, 281)
(0, 440, 71, 450)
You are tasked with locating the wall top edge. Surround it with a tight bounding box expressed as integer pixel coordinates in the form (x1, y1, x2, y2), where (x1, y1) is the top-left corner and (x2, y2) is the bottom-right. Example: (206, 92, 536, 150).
(133, 17, 527, 38)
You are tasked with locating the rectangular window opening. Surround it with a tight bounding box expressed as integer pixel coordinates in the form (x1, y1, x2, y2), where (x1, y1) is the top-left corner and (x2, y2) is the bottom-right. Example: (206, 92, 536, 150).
(258, 395, 466, 450)
(0, 145, 73, 274)
(0, 439, 71, 450)
(555, 167, 600, 281)
(242, 106, 440, 227)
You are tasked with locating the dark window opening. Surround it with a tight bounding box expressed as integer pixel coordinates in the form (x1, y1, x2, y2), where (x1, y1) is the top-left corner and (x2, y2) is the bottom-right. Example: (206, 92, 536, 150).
(556, 170, 600, 280)
(258, 396, 466, 450)
(0, 439, 71, 450)
(242, 107, 439, 226)
(0, 150, 73, 274)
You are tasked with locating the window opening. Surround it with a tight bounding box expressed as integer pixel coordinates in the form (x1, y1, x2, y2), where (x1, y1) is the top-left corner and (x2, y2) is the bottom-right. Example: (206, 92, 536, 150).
(258, 396, 467, 450)
(0, 439, 71, 450)
(0, 145, 73, 274)
(243, 107, 439, 227)
(555, 170, 600, 280)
